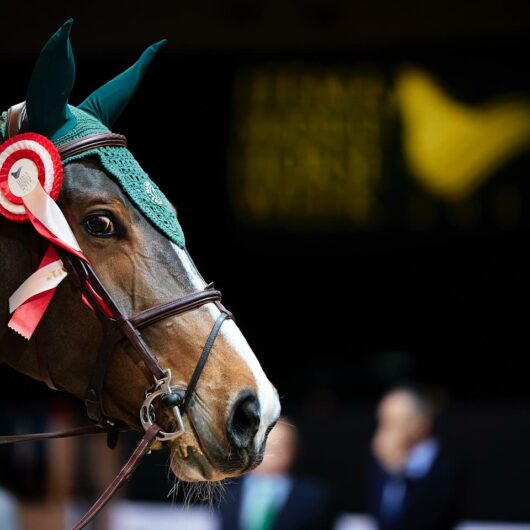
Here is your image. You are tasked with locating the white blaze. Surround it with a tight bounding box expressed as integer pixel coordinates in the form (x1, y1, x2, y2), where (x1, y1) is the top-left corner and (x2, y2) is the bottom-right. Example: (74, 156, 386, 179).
(171, 243, 281, 445)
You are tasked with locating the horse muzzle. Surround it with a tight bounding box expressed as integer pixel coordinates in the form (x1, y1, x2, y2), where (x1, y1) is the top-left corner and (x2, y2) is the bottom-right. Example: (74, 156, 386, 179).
(167, 390, 269, 481)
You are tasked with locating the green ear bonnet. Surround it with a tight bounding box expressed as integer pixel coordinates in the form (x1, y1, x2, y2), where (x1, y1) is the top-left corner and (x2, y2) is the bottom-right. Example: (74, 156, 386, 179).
(53, 107, 185, 248)
(0, 20, 185, 248)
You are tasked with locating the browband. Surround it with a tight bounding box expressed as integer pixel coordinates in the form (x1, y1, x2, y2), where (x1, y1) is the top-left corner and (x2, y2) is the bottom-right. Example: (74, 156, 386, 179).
(5, 102, 127, 158)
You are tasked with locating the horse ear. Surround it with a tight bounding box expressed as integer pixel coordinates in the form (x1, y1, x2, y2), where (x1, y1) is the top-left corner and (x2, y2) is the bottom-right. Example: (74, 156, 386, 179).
(26, 19, 76, 140)
(79, 40, 167, 128)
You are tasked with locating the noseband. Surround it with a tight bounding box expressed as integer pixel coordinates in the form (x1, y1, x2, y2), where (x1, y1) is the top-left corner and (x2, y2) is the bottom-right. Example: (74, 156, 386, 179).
(1, 103, 233, 529)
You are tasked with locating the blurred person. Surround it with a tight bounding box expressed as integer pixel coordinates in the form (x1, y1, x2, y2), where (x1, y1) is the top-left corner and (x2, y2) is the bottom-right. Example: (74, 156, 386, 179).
(0, 487, 20, 530)
(368, 385, 464, 530)
(219, 418, 334, 530)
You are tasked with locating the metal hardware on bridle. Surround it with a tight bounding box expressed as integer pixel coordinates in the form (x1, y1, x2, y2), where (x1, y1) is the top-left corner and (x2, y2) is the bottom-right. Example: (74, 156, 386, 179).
(140, 311, 228, 440)
(140, 370, 186, 441)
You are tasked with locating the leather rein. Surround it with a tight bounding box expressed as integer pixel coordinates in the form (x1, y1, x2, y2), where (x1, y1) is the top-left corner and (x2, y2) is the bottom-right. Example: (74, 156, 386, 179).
(0, 103, 232, 529)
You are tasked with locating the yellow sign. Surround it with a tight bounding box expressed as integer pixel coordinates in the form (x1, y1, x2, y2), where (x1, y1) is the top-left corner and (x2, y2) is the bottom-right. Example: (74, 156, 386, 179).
(230, 68, 388, 228)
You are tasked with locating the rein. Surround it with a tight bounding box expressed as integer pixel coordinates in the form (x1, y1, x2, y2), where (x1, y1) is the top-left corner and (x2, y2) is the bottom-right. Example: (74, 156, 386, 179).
(0, 103, 232, 529)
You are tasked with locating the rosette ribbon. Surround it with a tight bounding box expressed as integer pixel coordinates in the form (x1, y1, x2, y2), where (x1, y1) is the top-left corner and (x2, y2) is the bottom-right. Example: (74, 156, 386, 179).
(0, 133, 104, 339)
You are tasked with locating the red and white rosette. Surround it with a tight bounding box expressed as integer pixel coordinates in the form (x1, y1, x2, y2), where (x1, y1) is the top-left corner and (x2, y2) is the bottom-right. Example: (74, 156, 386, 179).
(0, 133, 62, 222)
(0, 133, 86, 339)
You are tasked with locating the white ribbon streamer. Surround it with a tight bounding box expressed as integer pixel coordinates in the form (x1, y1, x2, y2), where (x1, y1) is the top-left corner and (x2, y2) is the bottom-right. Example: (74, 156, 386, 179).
(9, 259, 67, 313)
(23, 182, 82, 252)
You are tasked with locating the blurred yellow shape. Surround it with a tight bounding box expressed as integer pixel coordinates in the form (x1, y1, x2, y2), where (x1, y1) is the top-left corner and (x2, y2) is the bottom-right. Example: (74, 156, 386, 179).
(396, 68, 530, 201)
(231, 70, 387, 227)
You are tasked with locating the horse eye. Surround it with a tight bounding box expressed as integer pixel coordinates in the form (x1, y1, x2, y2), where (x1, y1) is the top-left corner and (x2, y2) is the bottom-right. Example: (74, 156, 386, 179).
(84, 213, 118, 237)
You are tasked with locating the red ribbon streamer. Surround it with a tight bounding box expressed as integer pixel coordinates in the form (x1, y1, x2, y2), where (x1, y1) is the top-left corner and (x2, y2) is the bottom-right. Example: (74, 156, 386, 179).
(8, 246, 61, 339)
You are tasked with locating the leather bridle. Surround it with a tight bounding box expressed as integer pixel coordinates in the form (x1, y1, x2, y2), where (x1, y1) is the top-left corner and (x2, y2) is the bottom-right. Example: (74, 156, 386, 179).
(60, 246, 231, 436)
(0, 102, 232, 529)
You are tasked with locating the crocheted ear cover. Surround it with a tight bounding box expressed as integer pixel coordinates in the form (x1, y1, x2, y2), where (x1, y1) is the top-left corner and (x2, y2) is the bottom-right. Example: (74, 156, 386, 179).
(1, 106, 185, 248)
(58, 107, 185, 247)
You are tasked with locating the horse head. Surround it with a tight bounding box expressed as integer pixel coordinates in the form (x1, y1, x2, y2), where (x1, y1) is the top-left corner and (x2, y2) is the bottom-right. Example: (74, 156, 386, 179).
(0, 20, 280, 482)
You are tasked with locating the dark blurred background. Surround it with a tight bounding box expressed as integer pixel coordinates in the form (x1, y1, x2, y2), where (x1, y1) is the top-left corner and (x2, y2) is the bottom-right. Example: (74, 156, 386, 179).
(1, 0, 530, 527)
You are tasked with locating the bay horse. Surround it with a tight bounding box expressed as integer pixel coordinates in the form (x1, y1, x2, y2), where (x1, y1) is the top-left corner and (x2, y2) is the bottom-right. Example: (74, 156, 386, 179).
(0, 19, 280, 495)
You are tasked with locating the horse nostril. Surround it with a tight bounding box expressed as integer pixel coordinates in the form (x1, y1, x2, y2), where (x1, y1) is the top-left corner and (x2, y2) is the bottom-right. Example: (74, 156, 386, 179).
(227, 392, 261, 450)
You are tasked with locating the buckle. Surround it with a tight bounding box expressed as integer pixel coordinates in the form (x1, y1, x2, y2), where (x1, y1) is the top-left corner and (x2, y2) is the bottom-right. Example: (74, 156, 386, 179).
(140, 369, 185, 441)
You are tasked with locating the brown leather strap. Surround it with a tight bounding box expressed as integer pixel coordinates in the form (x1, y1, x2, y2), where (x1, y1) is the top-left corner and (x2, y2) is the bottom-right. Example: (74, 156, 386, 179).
(71, 424, 160, 530)
(0, 423, 154, 530)
(0, 425, 109, 445)
(4, 102, 127, 160)
(6, 102, 26, 139)
(58, 132, 127, 159)
(59, 251, 167, 378)
(59, 250, 169, 424)
(131, 284, 223, 329)
(181, 312, 228, 412)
